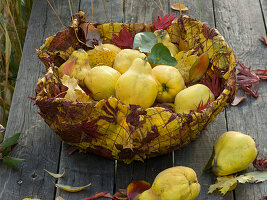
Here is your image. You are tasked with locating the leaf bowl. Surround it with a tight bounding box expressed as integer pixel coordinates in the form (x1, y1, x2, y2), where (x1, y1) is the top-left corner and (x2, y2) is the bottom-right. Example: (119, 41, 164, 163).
(35, 12, 236, 163)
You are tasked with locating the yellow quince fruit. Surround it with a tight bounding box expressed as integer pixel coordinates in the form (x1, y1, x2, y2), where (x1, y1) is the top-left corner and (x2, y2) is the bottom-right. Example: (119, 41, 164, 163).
(138, 166, 200, 200)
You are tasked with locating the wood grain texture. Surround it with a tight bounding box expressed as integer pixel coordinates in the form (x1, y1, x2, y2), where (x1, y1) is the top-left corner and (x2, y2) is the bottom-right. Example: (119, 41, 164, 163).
(115, 0, 174, 191)
(170, 0, 234, 199)
(260, 0, 267, 30)
(55, 1, 123, 199)
(0, 0, 79, 199)
(214, 0, 267, 199)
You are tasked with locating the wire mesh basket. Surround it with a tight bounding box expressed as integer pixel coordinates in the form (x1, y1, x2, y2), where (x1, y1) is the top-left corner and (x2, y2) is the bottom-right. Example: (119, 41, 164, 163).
(35, 11, 236, 163)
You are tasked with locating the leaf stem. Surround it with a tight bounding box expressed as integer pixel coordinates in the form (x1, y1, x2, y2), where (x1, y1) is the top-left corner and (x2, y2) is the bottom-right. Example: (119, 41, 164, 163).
(198, 0, 201, 21)
(178, 0, 181, 16)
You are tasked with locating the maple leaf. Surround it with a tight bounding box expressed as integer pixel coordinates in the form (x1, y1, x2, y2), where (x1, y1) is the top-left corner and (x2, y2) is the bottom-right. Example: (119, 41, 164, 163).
(112, 26, 134, 49)
(259, 36, 267, 47)
(202, 24, 218, 39)
(153, 10, 178, 30)
(236, 62, 267, 98)
(253, 158, 267, 171)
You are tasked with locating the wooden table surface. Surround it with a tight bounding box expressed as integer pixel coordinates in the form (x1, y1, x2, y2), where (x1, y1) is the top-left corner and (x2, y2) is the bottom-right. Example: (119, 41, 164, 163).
(0, 0, 266, 199)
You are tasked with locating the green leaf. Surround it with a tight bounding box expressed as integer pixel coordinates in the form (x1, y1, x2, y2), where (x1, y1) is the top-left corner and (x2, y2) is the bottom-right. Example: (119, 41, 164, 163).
(0, 133, 20, 148)
(148, 43, 177, 66)
(3, 156, 24, 168)
(203, 147, 215, 172)
(133, 32, 157, 53)
(1, 146, 11, 156)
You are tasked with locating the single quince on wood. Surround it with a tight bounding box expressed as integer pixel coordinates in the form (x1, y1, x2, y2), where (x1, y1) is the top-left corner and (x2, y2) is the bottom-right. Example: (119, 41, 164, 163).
(138, 166, 200, 200)
(152, 65, 185, 103)
(115, 58, 158, 109)
(212, 131, 257, 176)
(84, 65, 121, 100)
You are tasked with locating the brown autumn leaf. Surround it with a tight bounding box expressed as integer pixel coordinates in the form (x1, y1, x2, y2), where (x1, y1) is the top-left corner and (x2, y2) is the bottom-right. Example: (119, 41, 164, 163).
(79, 23, 102, 47)
(127, 180, 151, 200)
(171, 3, 189, 11)
(231, 94, 246, 106)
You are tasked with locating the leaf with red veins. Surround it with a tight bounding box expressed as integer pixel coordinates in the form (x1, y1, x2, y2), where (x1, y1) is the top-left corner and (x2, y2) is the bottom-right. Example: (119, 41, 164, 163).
(197, 96, 211, 112)
(153, 10, 178, 30)
(112, 26, 134, 49)
(253, 158, 267, 171)
(202, 24, 218, 39)
(259, 36, 267, 46)
(202, 72, 221, 98)
(236, 62, 267, 98)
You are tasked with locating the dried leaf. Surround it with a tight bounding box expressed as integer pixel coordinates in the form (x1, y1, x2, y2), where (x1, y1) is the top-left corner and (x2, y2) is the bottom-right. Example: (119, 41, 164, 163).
(253, 158, 267, 171)
(259, 36, 267, 46)
(133, 32, 157, 53)
(209, 171, 267, 195)
(113, 26, 134, 49)
(202, 70, 222, 98)
(197, 96, 211, 112)
(80, 191, 113, 200)
(79, 23, 102, 47)
(153, 10, 177, 30)
(231, 95, 246, 106)
(189, 52, 209, 82)
(44, 168, 65, 178)
(202, 24, 218, 39)
(61, 75, 91, 102)
(55, 183, 91, 192)
(0, 124, 5, 133)
(171, 3, 189, 11)
(259, 196, 267, 200)
(3, 156, 24, 168)
(148, 43, 177, 66)
(127, 181, 151, 200)
(0, 133, 20, 148)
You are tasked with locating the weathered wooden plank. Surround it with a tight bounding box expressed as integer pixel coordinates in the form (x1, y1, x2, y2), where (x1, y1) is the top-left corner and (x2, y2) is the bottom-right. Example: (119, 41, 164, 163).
(260, 0, 267, 29)
(115, 0, 174, 192)
(170, 0, 234, 199)
(0, 0, 79, 199)
(214, 0, 267, 199)
(55, 1, 123, 199)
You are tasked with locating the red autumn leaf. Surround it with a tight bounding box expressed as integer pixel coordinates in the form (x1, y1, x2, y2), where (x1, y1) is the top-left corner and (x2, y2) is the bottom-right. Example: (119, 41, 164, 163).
(80, 191, 113, 200)
(236, 62, 267, 98)
(202, 70, 221, 98)
(153, 10, 178, 30)
(197, 96, 211, 112)
(79, 23, 102, 47)
(113, 191, 128, 200)
(253, 158, 267, 171)
(127, 180, 151, 200)
(112, 26, 134, 49)
(259, 36, 267, 47)
(202, 24, 218, 39)
(259, 196, 267, 200)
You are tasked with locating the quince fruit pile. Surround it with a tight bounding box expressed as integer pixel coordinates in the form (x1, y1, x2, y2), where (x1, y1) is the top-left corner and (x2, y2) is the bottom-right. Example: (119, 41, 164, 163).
(57, 29, 215, 114)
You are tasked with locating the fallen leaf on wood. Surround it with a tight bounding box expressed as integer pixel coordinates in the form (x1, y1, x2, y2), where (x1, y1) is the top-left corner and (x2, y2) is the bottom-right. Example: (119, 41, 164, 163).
(55, 183, 91, 192)
(259, 196, 267, 200)
(127, 181, 151, 200)
(113, 26, 134, 49)
(80, 191, 113, 200)
(253, 158, 267, 171)
(22, 198, 41, 200)
(171, 3, 188, 11)
(3, 156, 24, 168)
(0, 133, 20, 148)
(208, 171, 267, 195)
(259, 36, 267, 46)
(231, 94, 246, 106)
(44, 168, 65, 178)
(153, 10, 177, 30)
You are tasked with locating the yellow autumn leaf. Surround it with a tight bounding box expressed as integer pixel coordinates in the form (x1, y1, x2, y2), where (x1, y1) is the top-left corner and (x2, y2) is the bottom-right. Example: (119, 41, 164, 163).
(171, 3, 189, 11)
(61, 75, 91, 103)
(44, 168, 65, 178)
(55, 183, 91, 192)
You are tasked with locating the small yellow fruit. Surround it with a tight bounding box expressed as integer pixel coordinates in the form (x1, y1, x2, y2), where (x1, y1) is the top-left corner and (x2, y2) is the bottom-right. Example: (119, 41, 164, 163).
(84, 66, 121, 101)
(138, 166, 200, 200)
(212, 131, 257, 176)
(152, 65, 185, 103)
(174, 84, 214, 114)
(87, 44, 121, 67)
(115, 58, 158, 109)
(113, 49, 146, 74)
